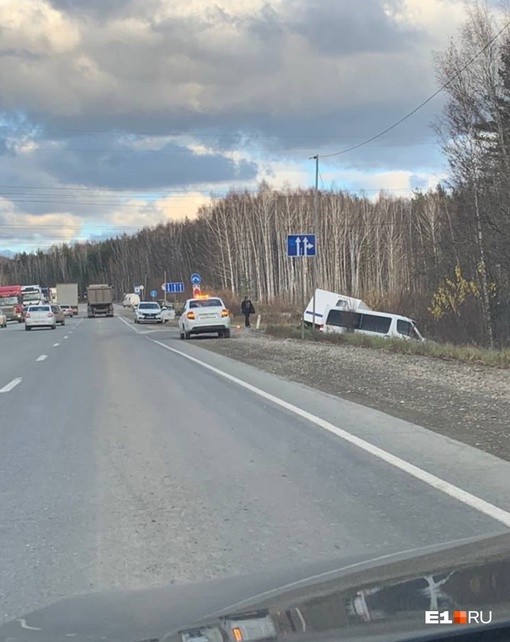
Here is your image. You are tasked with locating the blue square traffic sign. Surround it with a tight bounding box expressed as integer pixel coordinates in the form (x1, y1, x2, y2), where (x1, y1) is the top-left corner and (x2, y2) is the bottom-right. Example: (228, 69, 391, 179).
(287, 234, 316, 257)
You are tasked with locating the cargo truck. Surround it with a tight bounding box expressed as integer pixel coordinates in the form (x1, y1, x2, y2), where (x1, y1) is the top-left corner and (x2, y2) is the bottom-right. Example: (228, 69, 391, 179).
(56, 283, 79, 315)
(0, 285, 24, 323)
(87, 284, 114, 318)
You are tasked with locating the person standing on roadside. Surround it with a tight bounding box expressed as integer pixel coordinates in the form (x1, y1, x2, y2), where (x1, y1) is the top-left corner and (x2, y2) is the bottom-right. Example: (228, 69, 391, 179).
(241, 296, 255, 328)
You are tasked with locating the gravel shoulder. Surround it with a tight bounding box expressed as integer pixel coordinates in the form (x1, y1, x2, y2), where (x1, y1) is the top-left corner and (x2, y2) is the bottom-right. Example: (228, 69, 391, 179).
(198, 330, 510, 462)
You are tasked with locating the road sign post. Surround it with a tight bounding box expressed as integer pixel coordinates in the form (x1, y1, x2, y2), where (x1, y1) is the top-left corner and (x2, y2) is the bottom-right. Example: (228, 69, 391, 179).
(287, 234, 317, 340)
(312, 156, 319, 329)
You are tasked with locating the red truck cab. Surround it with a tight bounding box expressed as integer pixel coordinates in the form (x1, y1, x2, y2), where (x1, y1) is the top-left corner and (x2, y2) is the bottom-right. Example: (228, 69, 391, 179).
(0, 285, 24, 323)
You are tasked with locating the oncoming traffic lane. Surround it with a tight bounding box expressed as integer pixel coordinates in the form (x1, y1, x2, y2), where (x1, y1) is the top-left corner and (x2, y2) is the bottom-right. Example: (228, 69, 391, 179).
(0, 314, 82, 394)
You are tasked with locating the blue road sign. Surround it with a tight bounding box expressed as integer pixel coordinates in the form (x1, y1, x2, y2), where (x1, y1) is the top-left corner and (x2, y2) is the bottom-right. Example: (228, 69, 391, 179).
(287, 234, 316, 257)
(163, 282, 184, 294)
(150, 289, 158, 298)
(190, 273, 201, 285)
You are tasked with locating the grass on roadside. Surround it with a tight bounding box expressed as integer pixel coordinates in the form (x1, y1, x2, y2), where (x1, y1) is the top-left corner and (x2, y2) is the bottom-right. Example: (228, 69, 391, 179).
(264, 324, 510, 369)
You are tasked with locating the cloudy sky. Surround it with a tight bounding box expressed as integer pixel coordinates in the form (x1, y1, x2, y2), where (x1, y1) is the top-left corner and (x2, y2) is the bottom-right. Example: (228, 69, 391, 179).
(0, 0, 500, 252)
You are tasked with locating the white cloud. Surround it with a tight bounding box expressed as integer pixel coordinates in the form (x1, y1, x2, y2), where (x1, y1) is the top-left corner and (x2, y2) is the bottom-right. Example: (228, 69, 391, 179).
(0, 0, 494, 250)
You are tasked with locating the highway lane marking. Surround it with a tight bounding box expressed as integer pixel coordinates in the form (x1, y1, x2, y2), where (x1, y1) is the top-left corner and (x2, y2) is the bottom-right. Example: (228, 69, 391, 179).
(53, 343, 60, 347)
(36, 354, 47, 362)
(150, 337, 510, 529)
(118, 315, 142, 333)
(64, 336, 69, 339)
(0, 378, 22, 393)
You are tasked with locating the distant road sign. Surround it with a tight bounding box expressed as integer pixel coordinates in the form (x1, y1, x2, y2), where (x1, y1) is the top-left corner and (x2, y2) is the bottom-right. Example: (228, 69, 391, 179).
(150, 289, 158, 298)
(191, 273, 201, 285)
(134, 286, 140, 294)
(192, 285, 201, 297)
(287, 234, 316, 257)
(163, 282, 184, 294)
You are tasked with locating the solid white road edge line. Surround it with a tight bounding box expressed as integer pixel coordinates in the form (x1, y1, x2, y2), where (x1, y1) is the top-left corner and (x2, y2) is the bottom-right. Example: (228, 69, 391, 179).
(0, 378, 22, 393)
(149, 337, 510, 529)
(36, 355, 47, 362)
(118, 315, 140, 333)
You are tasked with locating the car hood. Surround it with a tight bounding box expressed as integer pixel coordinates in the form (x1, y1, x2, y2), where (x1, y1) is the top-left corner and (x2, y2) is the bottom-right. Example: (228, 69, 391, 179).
(2, 532, 510, 642)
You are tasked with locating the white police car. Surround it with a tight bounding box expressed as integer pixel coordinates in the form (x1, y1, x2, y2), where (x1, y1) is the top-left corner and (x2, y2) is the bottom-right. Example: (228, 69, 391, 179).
(179, 296, 230, 339)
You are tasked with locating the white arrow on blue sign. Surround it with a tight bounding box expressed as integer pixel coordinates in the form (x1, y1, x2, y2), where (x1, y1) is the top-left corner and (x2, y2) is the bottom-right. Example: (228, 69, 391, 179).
(163, 282, 184, 294)
(287, 234, 316, 257)
(150, 289, 158, 298)
(190, 273, 201, 285)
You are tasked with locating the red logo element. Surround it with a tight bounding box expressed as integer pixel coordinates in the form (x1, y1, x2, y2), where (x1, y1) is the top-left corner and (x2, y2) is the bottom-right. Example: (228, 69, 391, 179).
(453, 611, 467, 624)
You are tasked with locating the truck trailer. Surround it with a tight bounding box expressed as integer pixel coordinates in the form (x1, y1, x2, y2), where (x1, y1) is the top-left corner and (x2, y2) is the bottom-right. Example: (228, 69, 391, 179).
(87, 284, 114, 318)
(56, 283, 79, 315)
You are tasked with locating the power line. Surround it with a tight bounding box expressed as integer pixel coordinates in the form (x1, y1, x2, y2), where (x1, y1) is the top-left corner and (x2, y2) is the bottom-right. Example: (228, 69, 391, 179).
(319, 18, 510, 159)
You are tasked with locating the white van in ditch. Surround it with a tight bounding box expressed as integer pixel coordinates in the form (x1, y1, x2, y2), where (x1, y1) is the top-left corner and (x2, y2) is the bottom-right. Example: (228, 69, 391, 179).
(304, 288, 371, 328)
(322, 306, 425, 341)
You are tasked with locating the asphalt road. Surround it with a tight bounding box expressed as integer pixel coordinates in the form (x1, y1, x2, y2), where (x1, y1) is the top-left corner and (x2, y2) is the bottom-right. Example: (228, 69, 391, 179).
(1, 307, 510, 625)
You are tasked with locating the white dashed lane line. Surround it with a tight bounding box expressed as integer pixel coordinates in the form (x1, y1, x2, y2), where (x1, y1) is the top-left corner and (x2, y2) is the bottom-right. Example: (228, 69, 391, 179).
(0, 378, 22, 393)
(53, 343, 60, 347)
(36, 355, 47, 362)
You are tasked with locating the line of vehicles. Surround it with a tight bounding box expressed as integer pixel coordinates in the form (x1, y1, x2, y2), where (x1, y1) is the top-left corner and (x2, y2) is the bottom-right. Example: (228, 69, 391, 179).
(0, 282, 118, 325)
(1, 280, 424, 342)
(125, 287, 423, 342)
(0, 283, 79, 329)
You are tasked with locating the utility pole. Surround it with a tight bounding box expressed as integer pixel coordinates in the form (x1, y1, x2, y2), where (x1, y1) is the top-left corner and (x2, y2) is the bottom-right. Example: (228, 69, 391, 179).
(311, 154, 319, 329)
(164, 270, 167, 305)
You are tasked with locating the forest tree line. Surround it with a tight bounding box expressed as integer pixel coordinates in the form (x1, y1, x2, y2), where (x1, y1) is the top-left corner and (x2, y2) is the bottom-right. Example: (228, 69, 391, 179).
(1, 4, 510, 347)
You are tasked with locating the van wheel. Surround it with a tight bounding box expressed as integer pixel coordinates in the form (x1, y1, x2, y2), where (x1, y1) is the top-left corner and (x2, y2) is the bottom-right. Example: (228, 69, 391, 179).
(180, 332, 185, 340)
(224, 329, 231, 338)
(18, 319, 23, 324)
(25, 325, 31, 331)
(185, 331, 191, 340)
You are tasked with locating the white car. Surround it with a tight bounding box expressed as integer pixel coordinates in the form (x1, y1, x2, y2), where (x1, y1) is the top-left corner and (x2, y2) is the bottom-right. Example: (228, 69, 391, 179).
(160, 304, 176, 323)
(179, 296, 231, 339)
(59, 304, 74, 317)
(0, 311, 6, 328)
(134, 301, 163, 324)
(24, 304, 57, 330)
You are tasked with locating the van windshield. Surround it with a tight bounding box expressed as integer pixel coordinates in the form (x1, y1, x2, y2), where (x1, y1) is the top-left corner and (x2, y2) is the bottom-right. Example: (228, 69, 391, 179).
(397, 319, 423, 341)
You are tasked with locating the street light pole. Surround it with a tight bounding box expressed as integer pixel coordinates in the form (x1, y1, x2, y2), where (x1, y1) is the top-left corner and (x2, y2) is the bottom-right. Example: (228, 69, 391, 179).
(311, 154, 319, 329)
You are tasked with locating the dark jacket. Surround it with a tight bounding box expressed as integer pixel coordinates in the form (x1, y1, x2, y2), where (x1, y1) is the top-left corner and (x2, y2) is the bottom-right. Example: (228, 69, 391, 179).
(241, 299, 255, 315)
